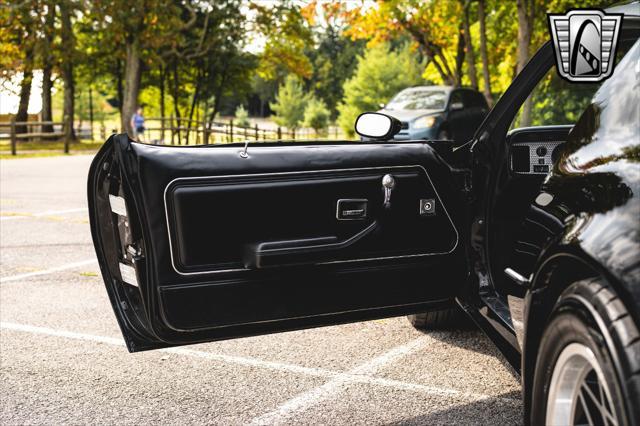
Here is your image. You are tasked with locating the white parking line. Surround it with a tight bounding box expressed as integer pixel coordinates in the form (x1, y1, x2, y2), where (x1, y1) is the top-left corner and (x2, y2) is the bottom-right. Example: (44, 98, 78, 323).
(0, 321, 520, 409)
(0, 259, 97, 283)
(248, 336, 429, 425)
(0, 207, 87, 221)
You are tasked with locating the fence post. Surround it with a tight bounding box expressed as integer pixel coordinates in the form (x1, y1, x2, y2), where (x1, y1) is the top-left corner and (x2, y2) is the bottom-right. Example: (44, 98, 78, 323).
(229, 120, 234, 143)
(10, 117, 17, 156)
(170, 115, 175, 145)
(292, 128, 295, 140)
(277, 127, 281, 140)
(161, 117, 166, 144)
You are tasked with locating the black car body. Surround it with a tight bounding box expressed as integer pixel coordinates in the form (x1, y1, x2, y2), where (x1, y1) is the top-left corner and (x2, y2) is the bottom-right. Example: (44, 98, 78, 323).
(88, 4, 640, 425)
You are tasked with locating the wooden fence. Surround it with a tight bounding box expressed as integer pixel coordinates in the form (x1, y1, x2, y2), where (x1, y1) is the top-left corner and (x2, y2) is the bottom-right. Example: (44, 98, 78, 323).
(139, 117, 342, 146)
(0, 117, 97, 155)
(0, 116, 344, 156)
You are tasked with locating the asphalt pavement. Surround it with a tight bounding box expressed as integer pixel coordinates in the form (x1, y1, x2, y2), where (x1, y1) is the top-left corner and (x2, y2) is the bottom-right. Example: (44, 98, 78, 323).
(0, 154, 523, 425)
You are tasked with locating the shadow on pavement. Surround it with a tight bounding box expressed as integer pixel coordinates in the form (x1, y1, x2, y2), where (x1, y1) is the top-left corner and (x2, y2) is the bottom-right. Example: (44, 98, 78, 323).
(384, 390, 523, 425)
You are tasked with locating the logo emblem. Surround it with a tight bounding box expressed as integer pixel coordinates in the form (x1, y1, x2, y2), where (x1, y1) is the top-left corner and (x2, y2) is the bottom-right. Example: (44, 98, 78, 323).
(548, 10, 622, 82)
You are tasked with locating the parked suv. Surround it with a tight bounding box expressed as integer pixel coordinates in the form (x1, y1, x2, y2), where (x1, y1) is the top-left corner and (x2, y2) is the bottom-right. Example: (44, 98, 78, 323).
(380, 85, 489, 145)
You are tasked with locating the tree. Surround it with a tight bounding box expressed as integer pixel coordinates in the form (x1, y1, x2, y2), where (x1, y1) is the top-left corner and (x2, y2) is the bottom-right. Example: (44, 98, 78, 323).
(252, 2, 313, 82)
(462, 0, 478, 89)
(1, 1, 38, 134)
(270, 75, 309, 129)
(344, 0, 462, 86)
(303, 5, 365, 118)
(303, 97, 330, 135)
(87, 0, 185, 135)
(516, 0, 535, 126)
(40, 1, 56, 133)
(59, 0, 76, 141)
(337, 43, 424, 136)
(234, 104, 250, 127)
(477, 0, 493, 106)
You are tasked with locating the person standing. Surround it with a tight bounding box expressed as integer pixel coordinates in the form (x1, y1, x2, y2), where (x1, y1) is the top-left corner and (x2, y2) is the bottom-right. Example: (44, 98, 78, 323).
(130, 106, 146, 142)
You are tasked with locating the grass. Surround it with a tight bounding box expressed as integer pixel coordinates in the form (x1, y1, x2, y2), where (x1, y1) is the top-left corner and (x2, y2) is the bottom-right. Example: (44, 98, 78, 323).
(0, 140, 105, 159)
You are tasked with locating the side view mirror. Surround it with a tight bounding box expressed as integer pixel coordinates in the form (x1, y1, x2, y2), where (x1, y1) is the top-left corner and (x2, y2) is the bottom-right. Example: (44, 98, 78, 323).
(449, 102, 464, 111)
(354, 112, 402, 140)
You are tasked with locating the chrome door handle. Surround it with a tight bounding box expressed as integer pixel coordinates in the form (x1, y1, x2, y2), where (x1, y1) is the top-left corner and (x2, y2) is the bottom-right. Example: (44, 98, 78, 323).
(382, 174, 395, 210)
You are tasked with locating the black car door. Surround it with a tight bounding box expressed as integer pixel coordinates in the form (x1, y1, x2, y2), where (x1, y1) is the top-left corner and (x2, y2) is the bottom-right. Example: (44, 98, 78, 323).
(88, 135, 467, 351)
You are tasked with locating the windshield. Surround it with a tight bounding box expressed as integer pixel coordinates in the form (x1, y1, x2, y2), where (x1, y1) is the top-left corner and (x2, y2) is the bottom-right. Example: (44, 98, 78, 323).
(386, 89, 447, 111)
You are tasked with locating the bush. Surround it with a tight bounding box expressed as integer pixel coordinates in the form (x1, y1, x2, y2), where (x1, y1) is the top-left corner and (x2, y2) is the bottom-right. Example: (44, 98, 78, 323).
(337, 43, 425, 136)
(234, 105, 250, 127)
(303, 97, 330, 135)
(270, 75, 309, 130)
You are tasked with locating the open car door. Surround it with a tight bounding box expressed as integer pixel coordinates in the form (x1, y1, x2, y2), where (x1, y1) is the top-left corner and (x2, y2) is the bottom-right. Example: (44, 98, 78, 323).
(88, 134, 466, 352)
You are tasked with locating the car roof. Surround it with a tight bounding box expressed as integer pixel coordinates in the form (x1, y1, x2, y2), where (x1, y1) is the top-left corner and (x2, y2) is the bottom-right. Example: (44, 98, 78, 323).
(401, 85, 452, 92)
(401, 86, 483, 93)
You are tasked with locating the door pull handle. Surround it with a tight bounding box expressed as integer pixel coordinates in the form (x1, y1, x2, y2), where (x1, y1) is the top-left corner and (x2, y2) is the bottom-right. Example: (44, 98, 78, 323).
(382, 174, 395, 210)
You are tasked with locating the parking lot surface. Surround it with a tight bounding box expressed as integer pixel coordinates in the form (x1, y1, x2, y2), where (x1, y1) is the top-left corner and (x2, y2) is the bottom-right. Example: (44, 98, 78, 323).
(1, 154, 523, 425)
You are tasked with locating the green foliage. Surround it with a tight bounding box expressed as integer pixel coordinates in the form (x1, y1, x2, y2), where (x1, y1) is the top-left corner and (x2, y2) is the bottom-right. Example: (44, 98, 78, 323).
(306, 27, 365, 119)
(253, 3, 313, 81)
(270, 75, 309, 129)
(303, 97, 330, 135)
(337, 43, 425, 136)
(234, 105, 250, 127)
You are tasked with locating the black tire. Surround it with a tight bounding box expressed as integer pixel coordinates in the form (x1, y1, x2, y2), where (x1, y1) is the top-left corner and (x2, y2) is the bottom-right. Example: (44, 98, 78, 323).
(531, 278, 640, 426)
(407, 307, 466, 330)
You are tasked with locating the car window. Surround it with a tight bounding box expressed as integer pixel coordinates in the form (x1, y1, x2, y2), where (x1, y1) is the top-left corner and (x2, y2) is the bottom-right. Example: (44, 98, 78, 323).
(449, 91, 464, 107)
(510, 35, 637, 130)
(386, 89, 447, 111)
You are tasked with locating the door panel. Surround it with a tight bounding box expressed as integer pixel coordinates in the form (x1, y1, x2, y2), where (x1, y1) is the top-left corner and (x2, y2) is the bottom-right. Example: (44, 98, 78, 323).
(165, 167, 458, 274)
(88, 135, 467, 351)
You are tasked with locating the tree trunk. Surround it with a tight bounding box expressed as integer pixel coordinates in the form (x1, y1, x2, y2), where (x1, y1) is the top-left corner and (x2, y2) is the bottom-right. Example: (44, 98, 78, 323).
(478, 0, 493, 106)
(516, 0, 534, 127)
(16, 63, 33, 135)
(121, 36, 142, 137)
(41, 65, 53, 133)
(462, 1, 478, 90)
(116, 59, 124, 118)
(60, 2, 76, 141)
(172, 62, 182, 144)
(89, 87, 94, 139)
(455, 23, 465, 86)
(160, 65, 166, 142)
(185, 75, 202, 145)
(41, 3, 55, 133)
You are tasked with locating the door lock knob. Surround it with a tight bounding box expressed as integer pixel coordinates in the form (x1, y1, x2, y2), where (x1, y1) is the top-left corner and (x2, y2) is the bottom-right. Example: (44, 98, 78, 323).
(382, 174, 395, 209)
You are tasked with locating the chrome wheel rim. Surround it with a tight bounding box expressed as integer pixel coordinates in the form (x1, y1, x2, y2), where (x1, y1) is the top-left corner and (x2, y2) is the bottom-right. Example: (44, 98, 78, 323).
(546, 342, 619, 426)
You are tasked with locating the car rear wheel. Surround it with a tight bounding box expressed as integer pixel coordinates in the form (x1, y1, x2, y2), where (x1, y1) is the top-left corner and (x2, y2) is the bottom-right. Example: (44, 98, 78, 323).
(531, 279, 640, 426)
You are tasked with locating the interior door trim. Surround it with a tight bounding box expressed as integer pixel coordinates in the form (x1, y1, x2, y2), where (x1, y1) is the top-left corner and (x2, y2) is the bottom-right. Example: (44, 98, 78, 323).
(163, 165, 459, 276)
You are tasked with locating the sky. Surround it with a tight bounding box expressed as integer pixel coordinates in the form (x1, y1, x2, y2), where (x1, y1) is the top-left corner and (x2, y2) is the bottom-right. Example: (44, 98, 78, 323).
(0, 71, 45, 115)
